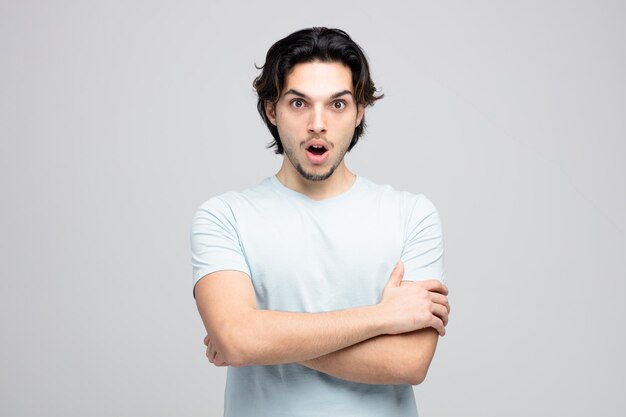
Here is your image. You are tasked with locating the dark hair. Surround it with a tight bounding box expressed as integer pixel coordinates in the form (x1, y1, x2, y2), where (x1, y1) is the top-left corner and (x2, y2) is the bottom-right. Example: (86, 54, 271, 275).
(253, 27, 383, 154)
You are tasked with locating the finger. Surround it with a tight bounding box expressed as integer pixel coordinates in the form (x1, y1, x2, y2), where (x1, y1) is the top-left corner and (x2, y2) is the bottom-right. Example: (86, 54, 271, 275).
(431, 303, 449, 326)
(207, 341, 217, 363)
(204, 335, 209, 346)
(386, 261, 405, 287)
(430, 315, 446, 336)
(418, 279, 448, 295)
(429, 292, 450, 312)
(214, 354, 229, 367)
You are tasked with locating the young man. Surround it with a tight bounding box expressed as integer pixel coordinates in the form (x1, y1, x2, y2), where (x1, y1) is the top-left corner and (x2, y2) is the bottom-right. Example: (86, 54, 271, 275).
(191, 27, 449, 417)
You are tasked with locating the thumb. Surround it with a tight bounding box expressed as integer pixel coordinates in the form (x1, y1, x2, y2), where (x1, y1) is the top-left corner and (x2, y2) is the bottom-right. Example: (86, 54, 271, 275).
(386, 261, 405, 287)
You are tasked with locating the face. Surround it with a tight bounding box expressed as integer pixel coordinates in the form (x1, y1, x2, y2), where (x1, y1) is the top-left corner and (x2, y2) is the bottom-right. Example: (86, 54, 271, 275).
(265, 61, 365, 181)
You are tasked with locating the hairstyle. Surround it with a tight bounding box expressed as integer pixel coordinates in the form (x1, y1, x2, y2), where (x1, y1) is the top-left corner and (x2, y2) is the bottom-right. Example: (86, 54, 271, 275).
(253, 27, 383, 154)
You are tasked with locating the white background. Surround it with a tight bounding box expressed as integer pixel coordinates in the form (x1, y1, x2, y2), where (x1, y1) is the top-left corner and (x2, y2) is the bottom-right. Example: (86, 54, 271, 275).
(1, 1, 625, 416)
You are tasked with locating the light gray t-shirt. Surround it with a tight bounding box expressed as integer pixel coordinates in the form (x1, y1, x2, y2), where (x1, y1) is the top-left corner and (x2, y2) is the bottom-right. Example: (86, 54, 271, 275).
(191, 175, 445, 417)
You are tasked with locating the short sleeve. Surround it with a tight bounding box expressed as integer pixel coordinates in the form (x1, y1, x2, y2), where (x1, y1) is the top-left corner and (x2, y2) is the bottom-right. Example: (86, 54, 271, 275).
(401, 194, 446, 283)
(190, 196, 251, 296)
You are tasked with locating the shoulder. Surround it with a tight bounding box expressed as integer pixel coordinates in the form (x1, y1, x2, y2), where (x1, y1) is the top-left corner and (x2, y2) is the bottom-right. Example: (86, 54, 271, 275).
(358, 176, 439, 216)
(193, 177, 277, 219)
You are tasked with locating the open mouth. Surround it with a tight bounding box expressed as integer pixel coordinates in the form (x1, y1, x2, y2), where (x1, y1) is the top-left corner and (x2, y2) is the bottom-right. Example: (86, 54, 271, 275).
(305, 142, 330, 164)
(307, 144, 328, 155)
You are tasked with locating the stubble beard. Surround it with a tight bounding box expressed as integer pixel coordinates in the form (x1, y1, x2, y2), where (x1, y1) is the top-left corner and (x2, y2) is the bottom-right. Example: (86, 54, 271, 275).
(283, 139, 350, 182)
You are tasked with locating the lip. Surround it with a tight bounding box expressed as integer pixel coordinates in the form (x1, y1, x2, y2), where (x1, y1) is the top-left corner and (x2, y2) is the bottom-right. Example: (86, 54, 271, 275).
(303, 139, 330, 150)
(303, 139, 330, 165)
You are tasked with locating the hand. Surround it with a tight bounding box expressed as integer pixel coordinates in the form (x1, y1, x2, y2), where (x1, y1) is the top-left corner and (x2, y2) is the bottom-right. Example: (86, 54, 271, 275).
(379, 261, 450, 336)
(203, 335, 229, 367)
(400, 281, 450, 327)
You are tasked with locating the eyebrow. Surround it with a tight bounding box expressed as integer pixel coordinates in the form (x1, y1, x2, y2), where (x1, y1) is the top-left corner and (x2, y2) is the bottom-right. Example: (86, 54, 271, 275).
(283, 89, 354, 100)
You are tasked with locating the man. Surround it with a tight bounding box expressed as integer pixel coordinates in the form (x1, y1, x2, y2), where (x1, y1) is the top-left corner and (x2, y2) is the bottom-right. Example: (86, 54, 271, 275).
(191, 27, 449, 417)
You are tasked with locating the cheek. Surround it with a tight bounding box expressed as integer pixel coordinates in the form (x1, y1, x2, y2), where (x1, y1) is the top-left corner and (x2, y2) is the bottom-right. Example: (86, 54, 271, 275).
(275, 122, 298, 144)
(276, 114, 305, 133)
(335, 115, 359, 134)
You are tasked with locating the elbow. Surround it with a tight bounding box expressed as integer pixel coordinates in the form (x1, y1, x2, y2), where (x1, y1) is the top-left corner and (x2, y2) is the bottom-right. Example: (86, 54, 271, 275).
(219, 344, 247, 367)
(222, 353, 251, 368)
(215, 324, 258, 367)
(406, 369, 427, 386)
(215, 338, 248, 367)
(404, 362, 430, 386)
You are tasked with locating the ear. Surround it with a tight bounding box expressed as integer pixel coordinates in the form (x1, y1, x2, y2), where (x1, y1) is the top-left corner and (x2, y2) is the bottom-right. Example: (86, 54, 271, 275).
(264, 101, 277, 126)
(355, 103, 365, 127)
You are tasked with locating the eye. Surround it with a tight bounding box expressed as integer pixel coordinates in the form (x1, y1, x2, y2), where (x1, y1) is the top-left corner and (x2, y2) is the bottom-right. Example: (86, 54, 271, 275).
(290, 99, 306, 109)
(332, 100, 347, 110)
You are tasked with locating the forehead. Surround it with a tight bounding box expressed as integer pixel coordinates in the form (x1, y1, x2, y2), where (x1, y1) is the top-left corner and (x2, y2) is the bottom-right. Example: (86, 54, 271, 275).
(282, 61, 354, 97)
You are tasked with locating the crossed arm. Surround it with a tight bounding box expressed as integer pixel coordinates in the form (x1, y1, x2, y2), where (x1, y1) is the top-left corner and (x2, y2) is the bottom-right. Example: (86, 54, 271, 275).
(195, 262, 449, 385)
(298, 327, 440, 385)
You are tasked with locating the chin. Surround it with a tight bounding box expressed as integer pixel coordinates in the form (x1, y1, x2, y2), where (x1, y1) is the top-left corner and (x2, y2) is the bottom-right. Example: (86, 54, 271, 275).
(296, 165, 336, 182)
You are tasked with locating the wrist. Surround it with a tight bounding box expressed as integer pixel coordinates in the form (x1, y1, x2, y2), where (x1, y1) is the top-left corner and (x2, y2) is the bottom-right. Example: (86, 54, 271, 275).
(365, 304, 389, 336)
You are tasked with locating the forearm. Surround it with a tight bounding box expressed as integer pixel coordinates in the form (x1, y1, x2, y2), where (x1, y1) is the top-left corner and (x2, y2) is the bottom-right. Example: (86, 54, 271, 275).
(205, 304, 387, 367)
(300, 328, 439, 385)
(197, 268, 448, 370)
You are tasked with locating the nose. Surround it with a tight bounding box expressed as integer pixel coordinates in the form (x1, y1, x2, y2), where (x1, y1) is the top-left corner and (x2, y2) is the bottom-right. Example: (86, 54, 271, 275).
(307, 105, 327, 134)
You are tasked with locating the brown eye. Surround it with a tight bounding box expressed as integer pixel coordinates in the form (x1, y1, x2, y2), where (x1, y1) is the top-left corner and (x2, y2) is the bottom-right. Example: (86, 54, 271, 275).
(291, 99, 305, 108)
(333, 101, 346, 110)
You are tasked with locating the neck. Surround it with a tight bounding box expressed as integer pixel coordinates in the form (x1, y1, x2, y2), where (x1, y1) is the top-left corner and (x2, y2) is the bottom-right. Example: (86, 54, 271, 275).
(275, 160, 356, 201)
